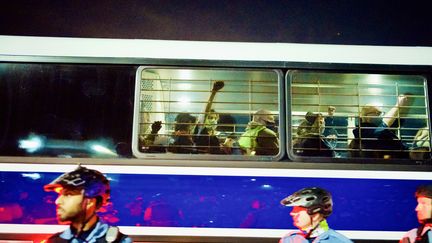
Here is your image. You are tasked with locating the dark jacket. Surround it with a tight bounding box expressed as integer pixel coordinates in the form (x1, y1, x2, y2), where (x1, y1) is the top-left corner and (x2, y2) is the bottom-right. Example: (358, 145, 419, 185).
(350, 122, 408, 159)
(45, 221, 131, 243)
(293, 133, 334, 157)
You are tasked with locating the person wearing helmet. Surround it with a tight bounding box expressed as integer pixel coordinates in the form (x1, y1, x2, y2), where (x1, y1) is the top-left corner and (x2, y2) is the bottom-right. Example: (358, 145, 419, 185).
(43, 165, 131, 243)
(238, 109, 279, 155)
(280, 187, 352, 243)
(400, 185, 432, 243)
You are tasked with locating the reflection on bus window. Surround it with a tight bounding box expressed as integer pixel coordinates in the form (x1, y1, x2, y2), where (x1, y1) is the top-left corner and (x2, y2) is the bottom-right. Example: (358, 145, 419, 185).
(134, 68, 280, 158)
(0, 63, 135, 158)
(289, 71, 431, 162)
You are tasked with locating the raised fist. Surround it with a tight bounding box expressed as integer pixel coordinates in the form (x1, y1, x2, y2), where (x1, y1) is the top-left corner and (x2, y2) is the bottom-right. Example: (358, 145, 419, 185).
(212, 80, 225, 92)
(151, 121, 162, 133)
(396, 95, 409, 107)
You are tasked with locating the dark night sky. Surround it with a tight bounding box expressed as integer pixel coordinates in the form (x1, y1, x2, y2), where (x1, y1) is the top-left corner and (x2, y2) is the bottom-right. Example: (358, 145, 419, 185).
(1, 0, 431, 46)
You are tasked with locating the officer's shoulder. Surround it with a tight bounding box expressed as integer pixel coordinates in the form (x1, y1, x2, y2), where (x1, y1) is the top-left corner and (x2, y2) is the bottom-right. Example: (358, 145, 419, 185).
(103, 225, 132, 243)
(117, 231, 132, 243)
(280, 231, 306, 243)
(400, 228, 418, 241)
(44, 232, 67, 243)
(327, 229, 353, 243)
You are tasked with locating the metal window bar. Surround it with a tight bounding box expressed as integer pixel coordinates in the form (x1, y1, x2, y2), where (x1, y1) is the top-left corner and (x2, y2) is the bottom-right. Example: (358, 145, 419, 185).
(290, 72, 430, 160)
(138, 71, 280, 156)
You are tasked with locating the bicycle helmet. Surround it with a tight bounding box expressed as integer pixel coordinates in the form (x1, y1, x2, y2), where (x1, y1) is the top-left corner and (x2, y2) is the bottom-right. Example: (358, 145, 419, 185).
(280, 187, 333, 217)
(44, 165, 110, 206)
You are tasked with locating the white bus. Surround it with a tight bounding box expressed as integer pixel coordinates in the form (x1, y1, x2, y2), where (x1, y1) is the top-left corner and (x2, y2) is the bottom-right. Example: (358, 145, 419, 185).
(0, 35, 431, 242)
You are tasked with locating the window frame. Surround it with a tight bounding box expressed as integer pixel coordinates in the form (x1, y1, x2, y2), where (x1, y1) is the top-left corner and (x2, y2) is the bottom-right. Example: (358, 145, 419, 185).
(285, 69, 432, 163)
(132, 66, 286, 161)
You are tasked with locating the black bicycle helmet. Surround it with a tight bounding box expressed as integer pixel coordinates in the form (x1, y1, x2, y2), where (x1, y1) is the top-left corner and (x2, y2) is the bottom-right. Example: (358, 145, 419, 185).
(44, 165, 110, 206)
(280, 187, 333, 217)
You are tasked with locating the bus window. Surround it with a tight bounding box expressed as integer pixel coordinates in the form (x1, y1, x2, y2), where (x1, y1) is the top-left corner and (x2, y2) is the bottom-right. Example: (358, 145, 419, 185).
(133, 67, 282, 159)
(288, 71, 431, 162)
(0, 63, 136, 158)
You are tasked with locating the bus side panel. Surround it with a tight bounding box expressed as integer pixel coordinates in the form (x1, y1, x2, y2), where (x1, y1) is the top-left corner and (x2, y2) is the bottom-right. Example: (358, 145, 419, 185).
(0, 171, 425, 231)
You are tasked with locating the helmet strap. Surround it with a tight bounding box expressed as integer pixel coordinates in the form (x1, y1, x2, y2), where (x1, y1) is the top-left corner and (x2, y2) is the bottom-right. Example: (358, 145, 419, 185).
(303, 215, 320, 238)
(74, 198, 97, 239)
(305, 218, 329, 239)
(416, 223, 426, 242)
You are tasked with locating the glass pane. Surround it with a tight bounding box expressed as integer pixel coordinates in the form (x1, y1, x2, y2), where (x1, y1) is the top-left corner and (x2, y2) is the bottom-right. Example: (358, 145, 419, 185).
(289, 71, 430, 161)
(0, 63, 136, 158)
(135, 67, 281, 158)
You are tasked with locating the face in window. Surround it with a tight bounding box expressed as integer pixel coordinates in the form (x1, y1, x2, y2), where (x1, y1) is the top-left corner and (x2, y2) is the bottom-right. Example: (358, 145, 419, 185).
(204, 113, 219, 132)
(327, 106, 336, 116)
(55, 188, 85, 222)
(368, 113, 384, 127)
(290, 206, 312, 230)
(416, 196, 432, 223)
(311, 116, 325, 135)
(174, 113, 197, 134)
(361, 106, 384, 126)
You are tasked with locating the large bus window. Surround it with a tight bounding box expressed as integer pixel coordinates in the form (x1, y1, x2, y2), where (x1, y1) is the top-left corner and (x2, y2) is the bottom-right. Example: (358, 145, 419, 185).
(288, 71, 430, 162)
(133, 67, 282, 159)
(0, 63, 136, 158)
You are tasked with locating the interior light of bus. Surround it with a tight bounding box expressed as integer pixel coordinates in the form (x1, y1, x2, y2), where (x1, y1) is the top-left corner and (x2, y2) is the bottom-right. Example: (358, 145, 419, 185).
(367, 74, 383, 84)
(178, 70, 193, 80)
(18, 135, 44, 153)
(178, 83, 192, 90)
(369, 102, 384, 108)
(367, 88, 382, 94)
(177, 96, 191, 108)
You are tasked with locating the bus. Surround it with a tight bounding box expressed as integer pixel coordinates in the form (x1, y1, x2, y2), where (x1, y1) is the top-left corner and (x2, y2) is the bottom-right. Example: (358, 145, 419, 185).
(0, 35, 431, 242)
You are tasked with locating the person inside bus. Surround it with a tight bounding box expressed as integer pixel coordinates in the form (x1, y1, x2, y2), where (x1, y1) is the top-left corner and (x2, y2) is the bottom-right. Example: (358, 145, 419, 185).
(194, 80, 225, 154)
(296, 111, 315, 137)
(168, 113, 198, 154)
(217, 114, 236, 135)
(409, 127, 431, 160)
(349, 95, 410, 159)
(293, 112, 334, 157)
(194, 109, 224, 154)
(221, 132, 242, 155)
(43, 165, 131, 243)
(323, 106, 348, 149)
(139, 120, 168, 153)
(400, 184, 432, 243)
(238, 109, 279, 155)
(280, 187, 352, 243)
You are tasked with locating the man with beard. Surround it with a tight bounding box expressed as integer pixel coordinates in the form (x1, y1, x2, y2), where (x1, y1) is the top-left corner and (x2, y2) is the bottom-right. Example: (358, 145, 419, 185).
(44, 166, 131, 243)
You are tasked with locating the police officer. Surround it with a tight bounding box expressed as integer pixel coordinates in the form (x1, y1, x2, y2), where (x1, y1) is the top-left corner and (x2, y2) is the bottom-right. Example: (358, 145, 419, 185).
(400, 185, 432, 243)
(44, 165, 132, 243)
(280, 187, 352, 243)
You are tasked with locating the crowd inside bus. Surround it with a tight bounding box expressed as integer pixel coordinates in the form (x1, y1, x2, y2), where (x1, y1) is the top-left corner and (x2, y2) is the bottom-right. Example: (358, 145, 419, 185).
(0, 63, 430, 163)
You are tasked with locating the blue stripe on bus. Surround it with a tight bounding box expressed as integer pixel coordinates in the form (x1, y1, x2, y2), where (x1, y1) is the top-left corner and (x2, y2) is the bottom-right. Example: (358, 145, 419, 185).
(0, 171, 427, 231)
